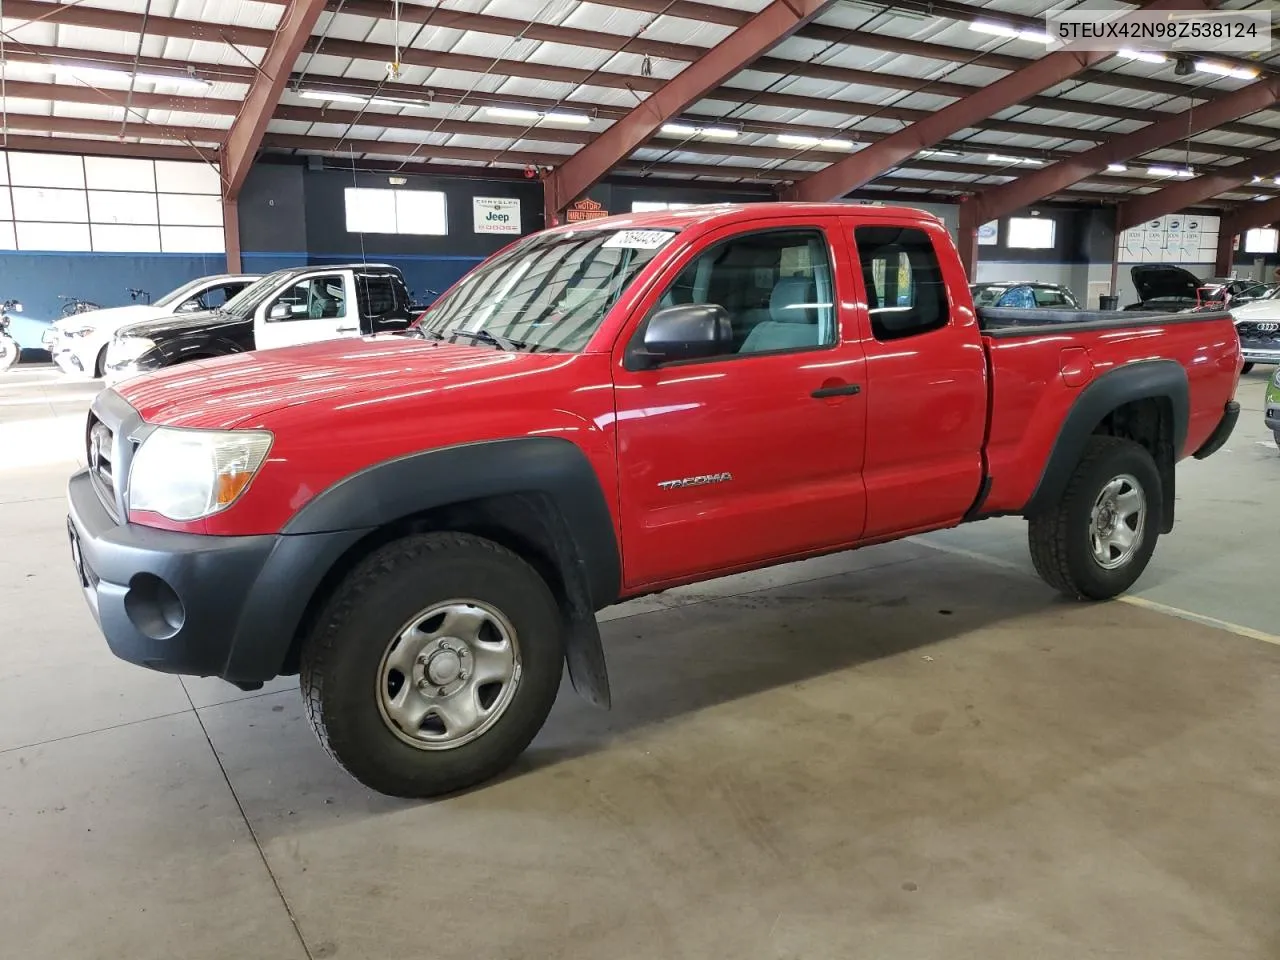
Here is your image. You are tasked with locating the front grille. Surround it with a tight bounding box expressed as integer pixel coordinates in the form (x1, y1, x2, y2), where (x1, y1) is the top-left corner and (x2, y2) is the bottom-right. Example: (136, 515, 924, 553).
(86, 413, 118, 519)
(1238, 322, 1280, 339)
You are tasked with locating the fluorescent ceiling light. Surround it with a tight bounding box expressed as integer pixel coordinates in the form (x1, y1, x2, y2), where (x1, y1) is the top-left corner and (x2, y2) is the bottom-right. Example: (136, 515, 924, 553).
(54, 64, 211, 90)
(777, 133, 853, 149)
(542, 111, 591, 125)
(919, 148, 961, 158)
(969, 21, 1050, 43)
(297, 89, 427, 109)
(660, 122, 738, 139)
(1194, 60, 1258, 81)
(970, 21, 1019, 38)
(987, 154, 1042, 165)
(1106, 163, 1128, 172)
(483, 105, 589, 125)
(1147, 166, 1194, 178)
(1118, 49, 1167, 65)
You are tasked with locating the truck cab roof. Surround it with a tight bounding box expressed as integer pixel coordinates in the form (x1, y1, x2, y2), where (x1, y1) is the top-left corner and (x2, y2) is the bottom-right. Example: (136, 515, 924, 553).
(547, 202, 945, 234)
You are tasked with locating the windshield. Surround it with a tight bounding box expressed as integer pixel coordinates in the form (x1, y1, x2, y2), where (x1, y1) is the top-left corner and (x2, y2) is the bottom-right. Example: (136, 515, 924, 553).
(415, 228, 677, 352)
(970, 284, 1010, 307)
(154, 277, 213, 309)
(219, 269, 302, 319)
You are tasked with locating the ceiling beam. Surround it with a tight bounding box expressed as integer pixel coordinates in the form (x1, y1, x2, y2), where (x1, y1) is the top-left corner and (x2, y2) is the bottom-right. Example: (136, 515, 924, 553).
(309, 0, 1256, 105)
(782, 0, 1211, 202)
(1221, 197, 1280, 237)
(967, 74, 1280, 227)
(542, 0, 837, 219)
(1, 112, 221, 144)
(10, 0, 1277, 141)
(1116, 153, 1280, 231)
(222, 0, 326, 200)
(0, 133, 218, 161)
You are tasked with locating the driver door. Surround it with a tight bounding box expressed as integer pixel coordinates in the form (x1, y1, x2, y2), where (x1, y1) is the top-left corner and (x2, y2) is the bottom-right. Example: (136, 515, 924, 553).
(255, 272, 358, 349)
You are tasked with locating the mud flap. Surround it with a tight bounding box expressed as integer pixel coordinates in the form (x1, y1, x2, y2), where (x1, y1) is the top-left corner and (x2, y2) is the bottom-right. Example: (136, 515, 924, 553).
(564, 609, 611, 709)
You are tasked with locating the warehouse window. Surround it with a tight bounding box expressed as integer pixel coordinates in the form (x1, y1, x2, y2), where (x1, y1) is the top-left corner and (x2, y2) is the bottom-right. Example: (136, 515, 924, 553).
(1006, 216, 1056, 250)
(1244, 228, 1278, 254)
(345, 187, 447, 235)
(631, 201, 694, 213)
(0, 151, 224, 253)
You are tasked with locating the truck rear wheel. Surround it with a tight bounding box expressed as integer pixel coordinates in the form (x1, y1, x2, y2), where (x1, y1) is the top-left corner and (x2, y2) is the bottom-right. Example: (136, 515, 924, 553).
(299, 532, 565, 798)
(1242, 363, 1255, 374)
(1028, 436, 1161, 601)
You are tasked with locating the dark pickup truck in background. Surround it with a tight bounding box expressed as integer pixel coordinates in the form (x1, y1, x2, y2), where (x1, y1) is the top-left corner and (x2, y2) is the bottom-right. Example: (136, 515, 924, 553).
(103, 263, 419, 384)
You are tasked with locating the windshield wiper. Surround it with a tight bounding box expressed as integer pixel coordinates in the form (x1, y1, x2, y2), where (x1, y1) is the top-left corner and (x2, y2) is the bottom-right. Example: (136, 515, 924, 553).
(449, 329, 532, 352)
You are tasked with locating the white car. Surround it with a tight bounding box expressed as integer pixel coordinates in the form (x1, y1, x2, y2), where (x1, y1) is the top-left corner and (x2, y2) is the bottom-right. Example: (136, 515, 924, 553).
(45, 274, 259, 378)
(1229, 287, 1280, 370)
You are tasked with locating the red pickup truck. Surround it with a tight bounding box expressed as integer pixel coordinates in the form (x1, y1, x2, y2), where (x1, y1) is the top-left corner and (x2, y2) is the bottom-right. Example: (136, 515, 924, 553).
(67, 203, 1240, 797)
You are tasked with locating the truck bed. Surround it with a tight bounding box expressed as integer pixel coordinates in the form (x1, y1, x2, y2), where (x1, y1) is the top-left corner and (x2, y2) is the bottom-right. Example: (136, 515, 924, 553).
(976, 306, 1222, 333)
(973, 307, 1238, 518)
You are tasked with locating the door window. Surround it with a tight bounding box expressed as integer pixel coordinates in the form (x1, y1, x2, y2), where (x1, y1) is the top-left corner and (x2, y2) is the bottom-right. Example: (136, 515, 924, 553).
(1032, 286, 1075, 308)
(267, 275, 346, 322)
(854, 226, 949, 341)
(653, 228, 835, 357)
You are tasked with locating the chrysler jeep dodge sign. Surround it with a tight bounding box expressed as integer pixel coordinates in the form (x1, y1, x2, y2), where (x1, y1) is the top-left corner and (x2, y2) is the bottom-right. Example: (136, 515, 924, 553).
(473, 197, 521, 234)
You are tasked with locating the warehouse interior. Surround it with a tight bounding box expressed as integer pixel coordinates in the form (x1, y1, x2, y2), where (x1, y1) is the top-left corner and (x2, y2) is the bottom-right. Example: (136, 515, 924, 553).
(3, 0, 1280, 957)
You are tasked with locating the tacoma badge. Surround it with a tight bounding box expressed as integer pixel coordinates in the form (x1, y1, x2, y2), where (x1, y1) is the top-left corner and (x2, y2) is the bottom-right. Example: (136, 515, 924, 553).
(657, 472, 733, 490)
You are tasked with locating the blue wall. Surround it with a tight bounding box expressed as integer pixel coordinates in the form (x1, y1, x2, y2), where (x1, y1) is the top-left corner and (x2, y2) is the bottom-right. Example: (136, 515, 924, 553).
(0, 251, 228, 348)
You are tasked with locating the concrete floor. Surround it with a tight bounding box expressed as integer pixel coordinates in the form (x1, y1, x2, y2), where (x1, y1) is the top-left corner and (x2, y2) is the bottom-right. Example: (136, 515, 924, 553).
(3, 366, 1280, 960)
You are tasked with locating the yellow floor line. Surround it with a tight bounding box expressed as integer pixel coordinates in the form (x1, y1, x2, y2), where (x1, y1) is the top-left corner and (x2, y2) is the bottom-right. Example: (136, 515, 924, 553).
(909, 536, 1280, 648)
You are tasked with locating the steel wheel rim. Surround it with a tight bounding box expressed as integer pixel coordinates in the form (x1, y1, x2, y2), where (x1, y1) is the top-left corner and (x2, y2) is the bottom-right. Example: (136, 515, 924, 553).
(375, 599, 522, 751)
(1089, 473, 1146, 570)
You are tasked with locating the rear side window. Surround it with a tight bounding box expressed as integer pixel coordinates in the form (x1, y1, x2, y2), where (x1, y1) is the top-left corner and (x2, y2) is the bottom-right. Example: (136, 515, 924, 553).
(357, 275, 398, 316)
(854, 225, 949, 341)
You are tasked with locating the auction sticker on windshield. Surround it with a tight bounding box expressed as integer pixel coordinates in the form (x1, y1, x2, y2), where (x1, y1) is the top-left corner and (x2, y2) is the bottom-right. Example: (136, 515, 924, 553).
(603, 230, 675, 250)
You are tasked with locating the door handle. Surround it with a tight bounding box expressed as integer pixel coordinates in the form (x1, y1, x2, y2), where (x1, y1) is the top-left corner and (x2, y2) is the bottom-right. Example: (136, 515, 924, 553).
(811, 383, 861, 399)
(336, 325, 359, 332)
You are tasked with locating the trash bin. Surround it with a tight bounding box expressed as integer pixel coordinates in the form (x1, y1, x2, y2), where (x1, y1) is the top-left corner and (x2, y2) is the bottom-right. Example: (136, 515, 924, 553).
(1098, 294, 1119, 310)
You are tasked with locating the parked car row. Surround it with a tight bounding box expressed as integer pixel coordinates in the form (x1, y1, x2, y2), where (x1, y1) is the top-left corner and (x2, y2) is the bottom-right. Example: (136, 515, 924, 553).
(38, 265, 421, 384)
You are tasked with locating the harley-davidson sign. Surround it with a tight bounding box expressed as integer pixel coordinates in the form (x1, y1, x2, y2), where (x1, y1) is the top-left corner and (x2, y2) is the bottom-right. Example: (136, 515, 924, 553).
(566, 197, 609, 222)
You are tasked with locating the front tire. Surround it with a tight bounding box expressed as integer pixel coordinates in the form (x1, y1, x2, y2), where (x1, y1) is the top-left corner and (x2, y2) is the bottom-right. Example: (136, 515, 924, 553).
(1242, 362, 1255, 374)
(300, 532, 565, 798)
(1028, 436, 1161, 600)
(0, 335, 18, 371)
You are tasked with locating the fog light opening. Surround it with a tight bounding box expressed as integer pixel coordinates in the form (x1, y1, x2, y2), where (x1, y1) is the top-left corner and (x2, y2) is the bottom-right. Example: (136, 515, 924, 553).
(124, 573, 186, 640)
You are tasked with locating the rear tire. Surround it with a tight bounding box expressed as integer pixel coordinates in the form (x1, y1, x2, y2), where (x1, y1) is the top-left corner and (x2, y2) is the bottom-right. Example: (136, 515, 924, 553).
(1273, 429, 1280, 451)
(300, 532, 565, 798)
(93, 345, 108, 379)
(1028, 436, 1161, 601)
(1242, 362, 1255, 374)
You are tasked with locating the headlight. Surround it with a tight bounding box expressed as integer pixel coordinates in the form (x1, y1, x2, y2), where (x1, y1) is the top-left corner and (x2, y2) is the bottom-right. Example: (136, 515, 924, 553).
(64, 325, 97, 338)
(128, 427, 273, 521)
(1272, 369, 1280, 388)
(109, 336, 156, 364)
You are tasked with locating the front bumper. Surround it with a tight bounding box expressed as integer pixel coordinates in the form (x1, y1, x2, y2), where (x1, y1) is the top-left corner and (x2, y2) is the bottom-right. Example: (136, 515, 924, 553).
(67, 469, 369, 682)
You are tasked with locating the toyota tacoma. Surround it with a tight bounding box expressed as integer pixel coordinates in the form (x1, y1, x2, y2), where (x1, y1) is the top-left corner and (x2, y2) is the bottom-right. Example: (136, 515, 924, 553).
(66, 203, 1241, 797)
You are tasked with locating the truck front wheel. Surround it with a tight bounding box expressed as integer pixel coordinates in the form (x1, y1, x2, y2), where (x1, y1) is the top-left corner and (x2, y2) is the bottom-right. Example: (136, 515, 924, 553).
(300, 532, 565, 798)
(1028, 436, 1161, 601)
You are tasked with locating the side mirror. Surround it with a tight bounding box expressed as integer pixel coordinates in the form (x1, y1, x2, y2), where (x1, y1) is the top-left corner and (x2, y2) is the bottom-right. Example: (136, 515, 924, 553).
(11, 302, 22, 313)
(176, 299, 202, 313)
(268, 303, 291, 321)
(630, 303, 733, 369)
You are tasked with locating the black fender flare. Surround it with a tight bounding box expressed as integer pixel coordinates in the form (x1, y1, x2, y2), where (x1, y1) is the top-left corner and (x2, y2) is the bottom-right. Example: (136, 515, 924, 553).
(284, 437, 621, 708)
(1022, 360, 1188, 532)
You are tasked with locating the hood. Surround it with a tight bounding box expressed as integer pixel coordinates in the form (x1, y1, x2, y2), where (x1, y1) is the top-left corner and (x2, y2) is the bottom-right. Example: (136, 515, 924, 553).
(53, 303, 157, 331)
(113, 335, 580, 429)
(116, 307, 243, 340)
(1230, 298, 1280, 321)
(1131, 264, 1202, 303)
